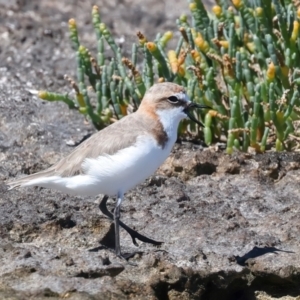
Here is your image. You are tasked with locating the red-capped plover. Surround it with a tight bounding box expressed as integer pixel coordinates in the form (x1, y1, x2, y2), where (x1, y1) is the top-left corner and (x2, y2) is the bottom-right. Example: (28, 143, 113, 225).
(7, 82, 210, 258)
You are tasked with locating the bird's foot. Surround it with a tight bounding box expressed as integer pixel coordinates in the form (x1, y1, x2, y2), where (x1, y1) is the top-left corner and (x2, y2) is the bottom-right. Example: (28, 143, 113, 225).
(99, 195, 163, 247)
(128, 230, 163, 247)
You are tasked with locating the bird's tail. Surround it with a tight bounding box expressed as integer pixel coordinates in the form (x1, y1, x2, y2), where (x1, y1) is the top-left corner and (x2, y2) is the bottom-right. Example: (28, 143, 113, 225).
(6, 167, 56, 190)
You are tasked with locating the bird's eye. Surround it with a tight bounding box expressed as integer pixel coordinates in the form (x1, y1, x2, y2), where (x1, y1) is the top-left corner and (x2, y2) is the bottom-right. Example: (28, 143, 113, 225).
(168, 96, 179, 104)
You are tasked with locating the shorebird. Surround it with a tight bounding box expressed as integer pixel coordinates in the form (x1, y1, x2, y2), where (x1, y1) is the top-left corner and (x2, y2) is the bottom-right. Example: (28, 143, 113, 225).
(7, 82, 209, 258)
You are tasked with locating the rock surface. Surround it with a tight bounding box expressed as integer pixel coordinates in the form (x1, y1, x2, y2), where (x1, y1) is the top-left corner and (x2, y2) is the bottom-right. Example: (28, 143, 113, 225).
(1, 1, 300, 299)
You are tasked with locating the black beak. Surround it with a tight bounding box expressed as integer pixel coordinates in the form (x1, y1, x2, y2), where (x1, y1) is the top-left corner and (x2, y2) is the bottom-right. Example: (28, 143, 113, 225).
(184, 102, 211, 127)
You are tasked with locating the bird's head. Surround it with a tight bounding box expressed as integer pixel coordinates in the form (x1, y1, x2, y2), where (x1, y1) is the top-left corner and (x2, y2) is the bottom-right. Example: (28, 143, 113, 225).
(138, 82, 210, 127)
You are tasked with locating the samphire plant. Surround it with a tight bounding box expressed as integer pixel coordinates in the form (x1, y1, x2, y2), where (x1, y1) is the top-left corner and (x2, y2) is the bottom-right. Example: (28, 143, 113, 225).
(38, 0, 300, 153)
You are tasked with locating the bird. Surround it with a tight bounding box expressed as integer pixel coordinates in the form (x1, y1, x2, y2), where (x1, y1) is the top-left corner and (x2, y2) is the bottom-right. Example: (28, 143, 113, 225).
(7, 82, 210, 258)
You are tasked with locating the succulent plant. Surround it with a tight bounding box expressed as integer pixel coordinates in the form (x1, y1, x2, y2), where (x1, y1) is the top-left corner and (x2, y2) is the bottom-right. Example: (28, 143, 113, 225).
(39, 1, 300, 152)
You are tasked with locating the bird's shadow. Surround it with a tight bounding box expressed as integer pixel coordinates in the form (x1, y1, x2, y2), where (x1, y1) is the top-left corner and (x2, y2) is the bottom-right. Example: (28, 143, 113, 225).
(234, 246, 295, 266)
(88, 246, 107, 252)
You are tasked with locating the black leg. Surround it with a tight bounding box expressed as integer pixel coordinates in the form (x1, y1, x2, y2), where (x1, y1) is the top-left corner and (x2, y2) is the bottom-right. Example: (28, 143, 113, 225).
(114, 195, 122, 256)
(99, 195, 163, 247)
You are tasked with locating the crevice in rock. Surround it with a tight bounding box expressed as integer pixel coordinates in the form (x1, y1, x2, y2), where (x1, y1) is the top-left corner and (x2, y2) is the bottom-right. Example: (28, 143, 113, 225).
(195, 162, 217, 176)
(56, 216, 76, 229)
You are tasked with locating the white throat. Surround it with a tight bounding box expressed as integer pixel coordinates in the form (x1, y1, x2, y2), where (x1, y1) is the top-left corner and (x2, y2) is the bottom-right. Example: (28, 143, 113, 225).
(156, 107, 186, 146)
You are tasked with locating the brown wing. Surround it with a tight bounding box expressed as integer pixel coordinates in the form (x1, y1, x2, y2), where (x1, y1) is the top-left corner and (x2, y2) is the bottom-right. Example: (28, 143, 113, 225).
(53, 113, 148, 177)
(54, 108, 168, 177)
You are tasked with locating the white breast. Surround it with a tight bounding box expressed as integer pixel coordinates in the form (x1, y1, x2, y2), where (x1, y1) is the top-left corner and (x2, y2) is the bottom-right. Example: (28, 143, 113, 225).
(77, 134, 174, 196)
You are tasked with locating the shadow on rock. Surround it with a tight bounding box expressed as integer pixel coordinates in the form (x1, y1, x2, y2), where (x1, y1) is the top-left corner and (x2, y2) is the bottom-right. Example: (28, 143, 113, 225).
(234, 246, 295, 266)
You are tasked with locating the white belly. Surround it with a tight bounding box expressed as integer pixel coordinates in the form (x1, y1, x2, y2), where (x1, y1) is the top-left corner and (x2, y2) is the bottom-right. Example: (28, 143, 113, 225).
(26, 135, 174, 197)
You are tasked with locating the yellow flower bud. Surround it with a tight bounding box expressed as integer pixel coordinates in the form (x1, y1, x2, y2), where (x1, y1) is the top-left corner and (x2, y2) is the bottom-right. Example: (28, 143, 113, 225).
(160, 31, 173, 47)
(191, 50, 201, 63)
(76, 93, 85, 107)
(168, 50, 178, 74)
(79, 107, 87, 114)
(266, 61, 275, 81)
(164, 31, 173, 40)
(38, 91, 47, 99)
(178, 66, 185, 77)
(232, 0, 242, 9)
(68, 18, 77, 28)
(212, 5, 222, 17)
(291, 21, 299, 42)
(246, 42, 255, 53)
(78, 45, 86, 53)
(92, 5, 99, 13)
(208, 110, 218, 117)
(120, 104, 128, 116)
(189, 2, 197, 11)
(180, 14, 187, 23)
(146, 42, 157, 52)
(219, 41, 229, 49)
(195, 35, 210, 53)
(177, 51, 186, 66)
(255, 7, 263, 17)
